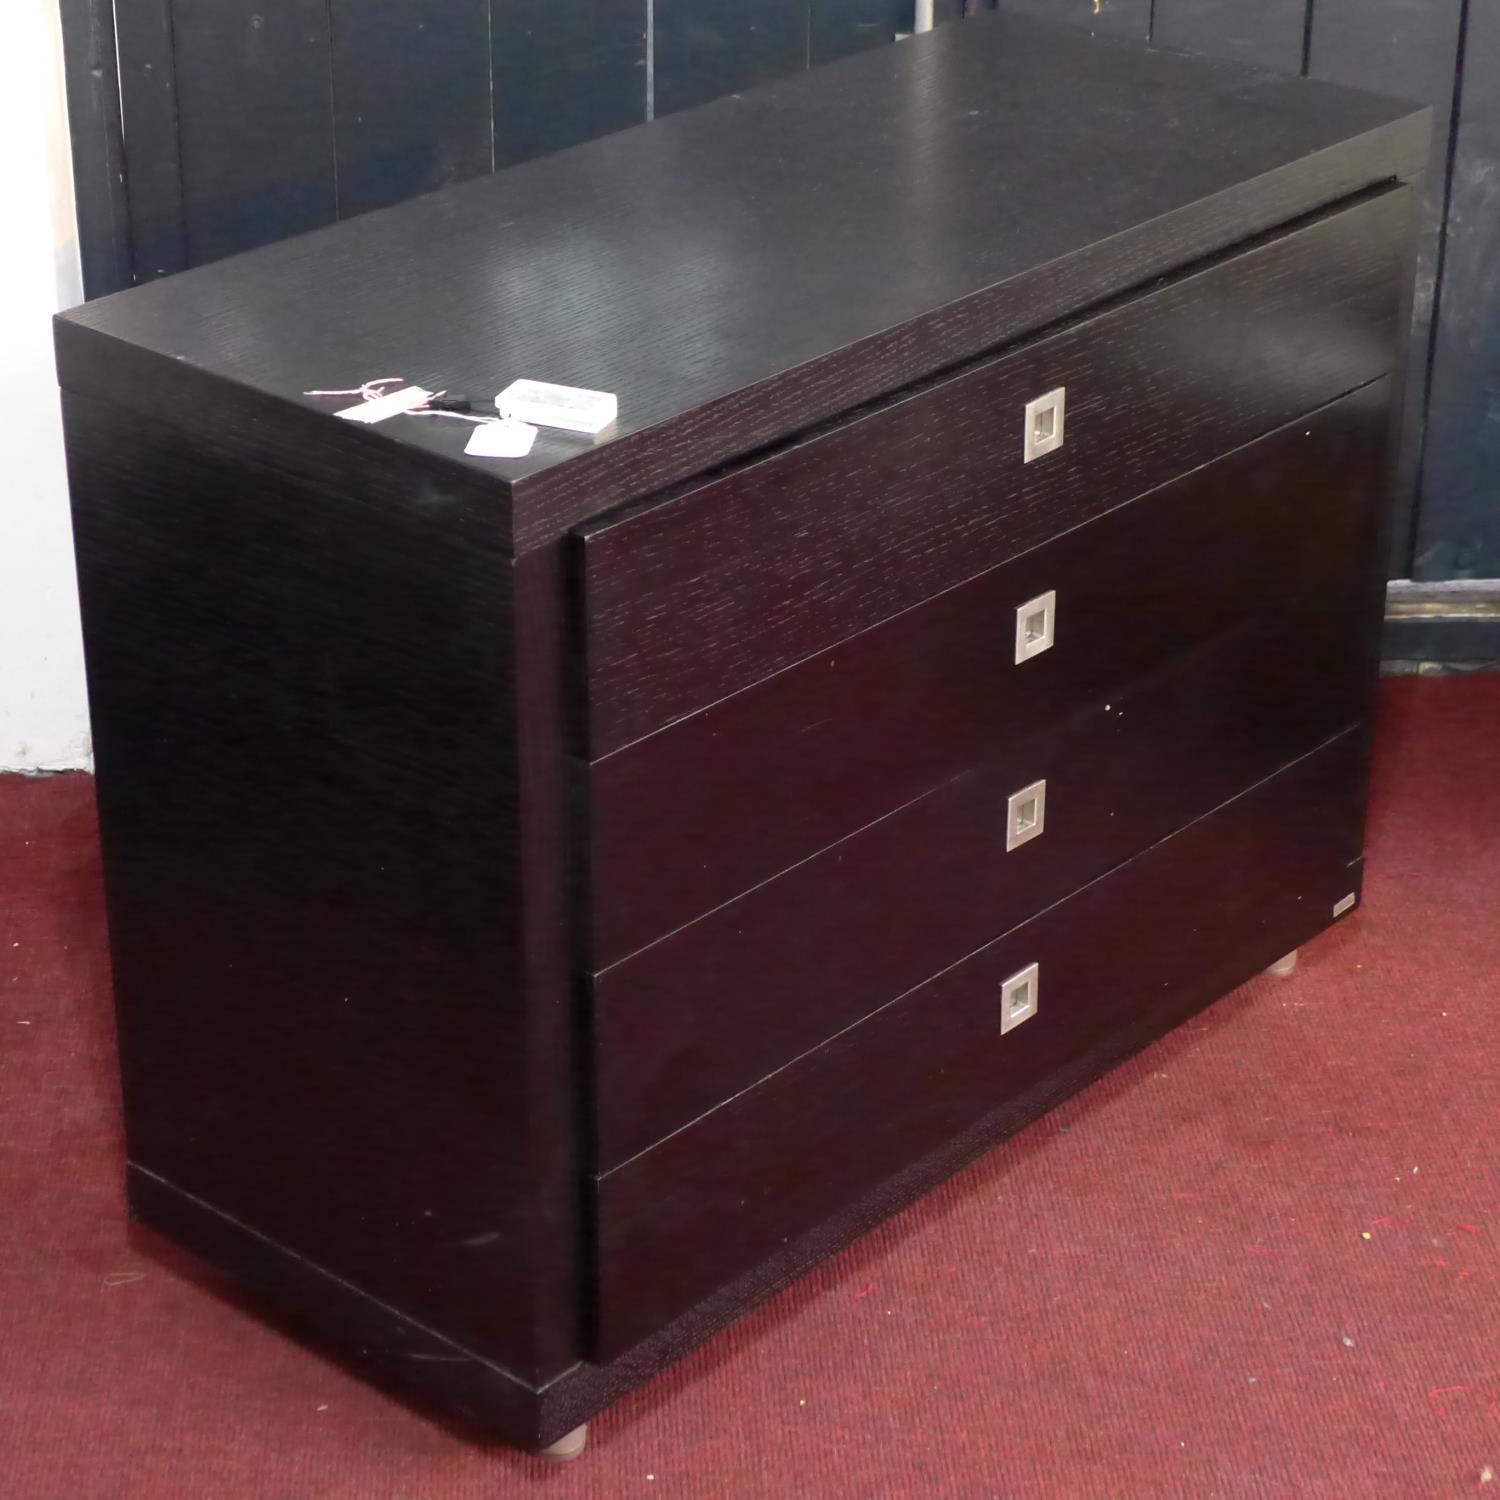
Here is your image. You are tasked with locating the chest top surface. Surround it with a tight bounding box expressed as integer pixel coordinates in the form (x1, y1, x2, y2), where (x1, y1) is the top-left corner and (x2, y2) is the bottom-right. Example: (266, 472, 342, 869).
(57, 14, 1426, 551)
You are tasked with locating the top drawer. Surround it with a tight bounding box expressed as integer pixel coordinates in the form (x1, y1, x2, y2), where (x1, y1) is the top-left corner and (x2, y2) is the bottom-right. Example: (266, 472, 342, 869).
(574, 186, 1407, 757)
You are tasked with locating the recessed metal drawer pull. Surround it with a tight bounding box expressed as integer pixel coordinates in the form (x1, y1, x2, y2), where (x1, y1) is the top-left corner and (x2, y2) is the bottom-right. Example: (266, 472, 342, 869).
(1000, 962, 1040, 1034)
(1014, 589, 1056, 664)
(1005, 779, 1047, 852)
(1023, 386, 1066, 462)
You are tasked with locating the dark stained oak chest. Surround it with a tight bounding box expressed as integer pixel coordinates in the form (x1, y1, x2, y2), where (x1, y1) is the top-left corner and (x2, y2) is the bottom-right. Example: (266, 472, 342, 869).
(56, 14, 1428, 1455)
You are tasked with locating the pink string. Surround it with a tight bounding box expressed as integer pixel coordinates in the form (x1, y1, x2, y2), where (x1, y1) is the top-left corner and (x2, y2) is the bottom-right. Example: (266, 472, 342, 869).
(302, 377, 408, 401)
(303, 377, 502, 428)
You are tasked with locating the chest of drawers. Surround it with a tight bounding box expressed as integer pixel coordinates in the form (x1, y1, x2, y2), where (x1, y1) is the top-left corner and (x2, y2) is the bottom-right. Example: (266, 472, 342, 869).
(57, 14, 1427, 1453)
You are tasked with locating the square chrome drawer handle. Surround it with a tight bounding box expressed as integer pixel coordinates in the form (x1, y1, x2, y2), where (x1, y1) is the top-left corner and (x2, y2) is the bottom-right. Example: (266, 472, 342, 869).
(1005, 778, 1047, 852)
(1000, 962, 1040, 1034)
(1014, 589, 1056, 664)
(1023, 386, 1066, 463)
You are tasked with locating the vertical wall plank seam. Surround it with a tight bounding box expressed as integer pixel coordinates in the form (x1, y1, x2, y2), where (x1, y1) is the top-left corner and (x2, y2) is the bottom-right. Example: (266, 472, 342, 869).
(324, 0, 340, 218)
(113, 0, 191, 280)
(59, 0, 134, 296)
(487, 1, 496, 172)
(144, 0, 187, 282)
(1409, 0, 1473, 573)
(646, 0, 656, 121)
(159, 1, 185, 273)
(1299, 0, 1315, 76)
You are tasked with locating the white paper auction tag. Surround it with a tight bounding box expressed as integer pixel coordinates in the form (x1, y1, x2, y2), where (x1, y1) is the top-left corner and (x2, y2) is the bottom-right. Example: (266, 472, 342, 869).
(465, 418, 538, 459)
(335, 385, 435, 423)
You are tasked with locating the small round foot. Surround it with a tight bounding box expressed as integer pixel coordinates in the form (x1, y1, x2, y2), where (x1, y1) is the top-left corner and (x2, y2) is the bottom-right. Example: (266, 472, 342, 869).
(1266, 949, 1299, 978)
(541, 1424, 588, 1462)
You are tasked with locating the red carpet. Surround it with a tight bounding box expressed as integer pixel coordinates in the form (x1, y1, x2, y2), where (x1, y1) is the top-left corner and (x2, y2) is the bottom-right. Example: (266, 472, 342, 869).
(3, 675, 1498, 1498)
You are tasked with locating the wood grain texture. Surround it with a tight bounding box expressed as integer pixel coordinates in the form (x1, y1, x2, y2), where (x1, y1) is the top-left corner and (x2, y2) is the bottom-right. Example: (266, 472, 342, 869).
(56, 19, 1417, 1450)
(994, 0, 1151, 42)
(653, 0, 810, 117)
(491, 0, 647, 169)
(170, 0, 337, 265)
(594, 730, 1368, 1356)
(588, 384, 1390, 1165)
(549, 865, 1356, 1429)
(509, 545, 591, 1380)
(329, 0, 493, 220)
(1308, 0, 1464, 576)
(1417, 0, 1500, 579)
(1153, 0, 1310, 75)
(111, 0, 186, 283)
(577, 188, 1407, 758)
(127, 1165, 564, 1446)
(58, 0, 133, 298)
(62, 390, 578, 1388)
(57, 14, 1427, 553)
(584, 380, 1393, 964)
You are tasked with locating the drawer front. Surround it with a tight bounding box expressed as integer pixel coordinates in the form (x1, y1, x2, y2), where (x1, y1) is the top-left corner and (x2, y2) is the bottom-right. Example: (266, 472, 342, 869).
(593, 729, 1368, 1357)
(587, 380, 1391, 965)
(575, 186, 1407, 758)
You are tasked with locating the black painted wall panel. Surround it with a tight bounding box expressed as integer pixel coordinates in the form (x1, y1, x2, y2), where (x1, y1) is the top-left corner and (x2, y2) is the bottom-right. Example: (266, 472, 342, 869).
(112, 0, 186, 282)
(994, 0, 1151, 42)
(1419, 0, 1500, 579)
(329, 1, 493, 220)
(492, 0, 647, 168)
(811, 0, 895, 64)
(1153, 0, 1310, 75)
(59, 0, 132, 298)
(1308, 0, 1465, 576)
(170, 0, 337, 265)
(654, 0, 810, 117)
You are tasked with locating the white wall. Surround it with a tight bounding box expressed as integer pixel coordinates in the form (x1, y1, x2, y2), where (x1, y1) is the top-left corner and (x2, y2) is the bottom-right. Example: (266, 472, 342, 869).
(0, 0, 91, 772)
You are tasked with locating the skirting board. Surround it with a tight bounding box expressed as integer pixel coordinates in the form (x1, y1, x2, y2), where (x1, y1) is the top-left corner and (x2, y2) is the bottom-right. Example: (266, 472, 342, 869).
(1382, 579, 1500, 667)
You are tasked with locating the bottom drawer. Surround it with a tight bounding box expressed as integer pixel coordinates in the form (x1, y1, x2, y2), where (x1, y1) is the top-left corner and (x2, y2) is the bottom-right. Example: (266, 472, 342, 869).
(592, 728, 1368, 1357)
